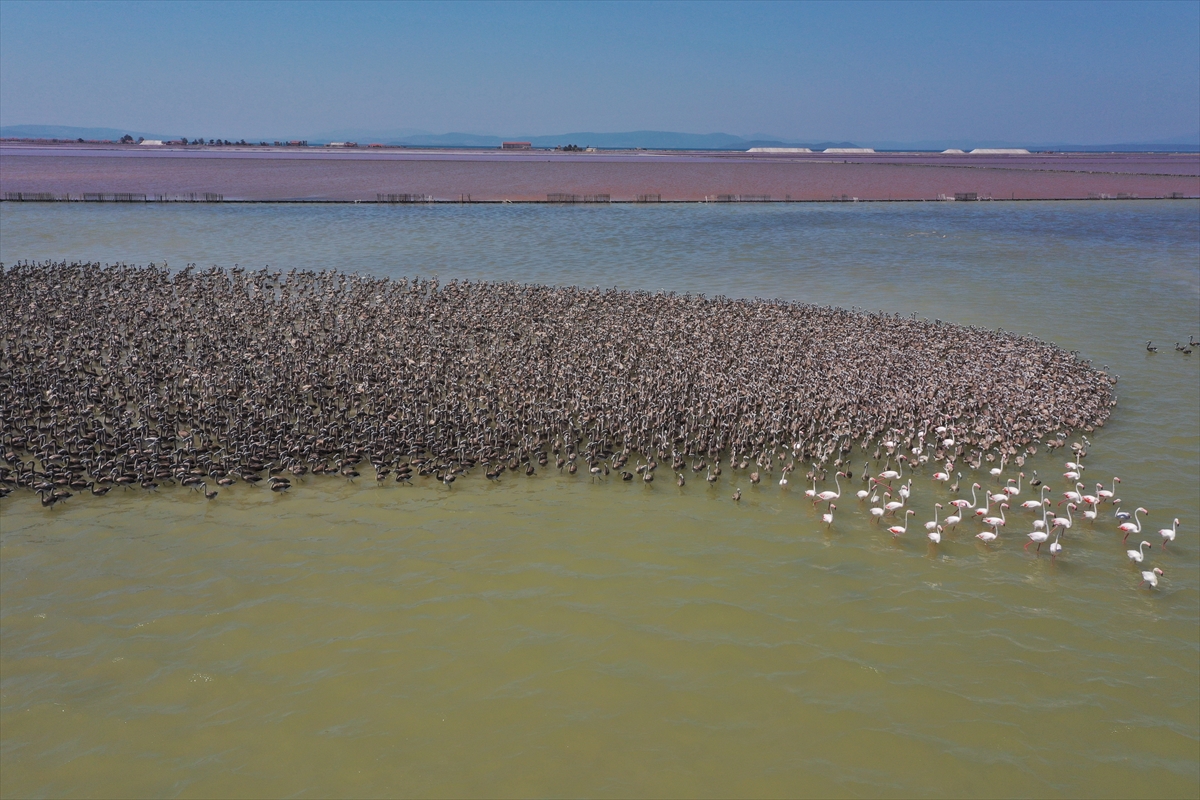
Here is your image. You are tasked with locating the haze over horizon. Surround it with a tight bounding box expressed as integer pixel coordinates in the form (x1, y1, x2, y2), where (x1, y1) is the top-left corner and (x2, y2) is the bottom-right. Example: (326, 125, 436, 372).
(1, 0, 1198, 146)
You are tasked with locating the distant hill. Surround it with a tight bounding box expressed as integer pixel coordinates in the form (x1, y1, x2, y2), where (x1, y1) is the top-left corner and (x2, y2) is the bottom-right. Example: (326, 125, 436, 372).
(0, 124, 181, 141)
(354, 130, 862, 150)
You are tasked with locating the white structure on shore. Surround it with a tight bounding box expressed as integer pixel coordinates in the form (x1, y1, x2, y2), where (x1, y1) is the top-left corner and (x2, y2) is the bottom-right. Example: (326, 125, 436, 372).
(970, 148, 1030, 154)
(824, 147, 875, 154)
(942, 148, 966, 154)
(747, 147, 813, 153)
(139, 140, 164, 146)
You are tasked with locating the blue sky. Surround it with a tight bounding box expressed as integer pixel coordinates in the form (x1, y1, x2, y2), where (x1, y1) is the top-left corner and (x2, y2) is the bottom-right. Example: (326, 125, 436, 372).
(1, 0, 1197, 144)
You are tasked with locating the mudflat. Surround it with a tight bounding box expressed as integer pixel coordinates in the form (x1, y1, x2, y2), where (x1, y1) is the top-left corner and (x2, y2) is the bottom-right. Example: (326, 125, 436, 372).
(2, 144, 1197, 201)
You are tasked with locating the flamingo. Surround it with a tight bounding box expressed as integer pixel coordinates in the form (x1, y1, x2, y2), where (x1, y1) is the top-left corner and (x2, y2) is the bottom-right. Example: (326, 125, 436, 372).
(814, 472, 844, 504)
(932, 470, 950, 482)
(1022, 485, 1050, 510)
(1049, 529, 1063, 560)
(857, 477, 880, 501)
(925, 503, 942, 532)
(928, 524, 943, 544)
(1062, 482, 1085, 505)
(1114, 504, 1131, 521)
(822, 503, 836, 526)
(887, 509, 915, 537)
(943, 505, 963, 530)
(950, 482, 981, 513)
(1126, 540, 1152, 564)
(1051, 502, 1076, 532)
(1097, 477, 1120, 503)
(981, 503, 1009, 533)
(884, 493, 907, 516)
(878, 456, 905, 482)
(1004, 472, 1024, 497)
(804, 476, 817, 499)
(897, 479, 913, 502)
(1140, 567, 1164, 589)
(1118, 507, 1148, 544)
(1033, 499, 1051, 531)
(1079, 485, 1099, 508)
(976, 530, 998, 544)
(988, 488, 1008, 506)
(1025, 529, 1050, 552)
(1159, 518, 1179, 549)
(976, 492, 994, 519)
(989, 455, 1006, 481)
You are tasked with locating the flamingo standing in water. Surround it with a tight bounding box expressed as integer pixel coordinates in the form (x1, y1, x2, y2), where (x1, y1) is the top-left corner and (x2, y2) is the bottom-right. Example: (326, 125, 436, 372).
(928, 524, 943, 545)
(1097, 477, 1120, 504)
(1022, 485, 1050, 511)
(942, 504, 963, 531)
(1049, 529, 1064, 561)
(870, 491, 890, 521)
(981, 503, 1009, 535)
(1004, 472, 1024, 498)
(887, 509, 915, 537)
(1159, 518, 1180, 549)
(950, 483, 981, 516)
(989, 455, 1006, 481)
(822, 503, 837, 526)
(925, 503, 942, 532)
(1032, 498, 1052, 531)
(1051, 502, 1076, 533)
(1025, 529, 1050, 553)
(1126, 540, 1152, 564)
(814, 472, 844, 504)
(1062, 482, 1086, 505)
(1118, 507, 1148, 544)
(878, 457, 905, 484)
(1140, 567, 1164, 589)
(857, 477, 881, 501)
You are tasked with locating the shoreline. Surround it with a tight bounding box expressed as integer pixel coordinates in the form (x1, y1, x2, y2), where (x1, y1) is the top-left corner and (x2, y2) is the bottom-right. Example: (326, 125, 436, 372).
(3, 144, 1197, 203)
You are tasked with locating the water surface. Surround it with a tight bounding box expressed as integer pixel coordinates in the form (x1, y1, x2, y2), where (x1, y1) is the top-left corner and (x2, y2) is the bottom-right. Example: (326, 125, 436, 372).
(1, 201, 1198, 798)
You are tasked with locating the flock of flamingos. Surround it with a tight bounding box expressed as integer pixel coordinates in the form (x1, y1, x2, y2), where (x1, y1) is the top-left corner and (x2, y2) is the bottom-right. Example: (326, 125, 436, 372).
(791, 438, 1180, 590)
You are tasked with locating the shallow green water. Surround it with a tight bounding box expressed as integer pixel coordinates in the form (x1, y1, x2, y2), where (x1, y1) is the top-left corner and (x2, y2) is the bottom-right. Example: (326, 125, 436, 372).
(2, 201, 1198, 798)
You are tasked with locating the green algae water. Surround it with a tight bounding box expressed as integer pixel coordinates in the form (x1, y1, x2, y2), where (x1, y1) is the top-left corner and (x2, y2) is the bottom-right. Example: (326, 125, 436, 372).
(2, 201, 1198, 798)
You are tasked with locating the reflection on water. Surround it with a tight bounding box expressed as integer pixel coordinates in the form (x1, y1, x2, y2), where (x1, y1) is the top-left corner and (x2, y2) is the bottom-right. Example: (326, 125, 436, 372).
(1, 201, 1198, 798)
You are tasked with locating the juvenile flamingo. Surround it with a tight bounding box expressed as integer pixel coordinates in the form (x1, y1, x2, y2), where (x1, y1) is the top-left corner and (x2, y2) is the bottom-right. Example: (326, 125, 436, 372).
(1159, 518, 1179, 549)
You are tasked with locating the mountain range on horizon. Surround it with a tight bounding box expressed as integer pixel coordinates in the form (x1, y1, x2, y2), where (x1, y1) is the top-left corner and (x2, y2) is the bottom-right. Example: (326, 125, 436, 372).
(3, 124, 1198, 152)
